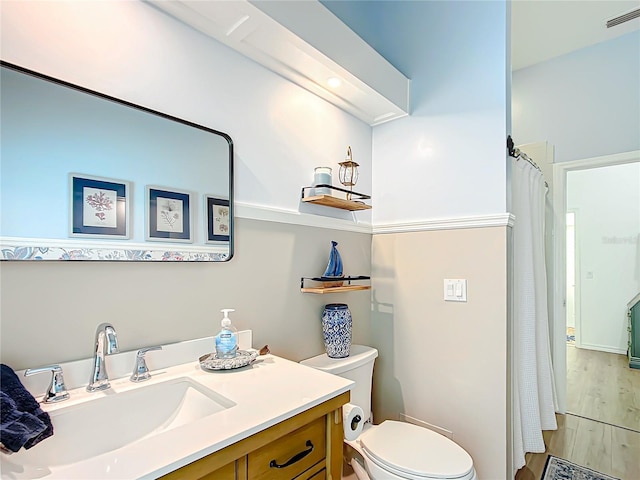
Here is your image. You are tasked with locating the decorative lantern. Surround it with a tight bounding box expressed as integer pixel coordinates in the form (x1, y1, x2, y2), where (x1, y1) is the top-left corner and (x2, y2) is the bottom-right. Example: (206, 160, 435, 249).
(338, 146, 359, 200)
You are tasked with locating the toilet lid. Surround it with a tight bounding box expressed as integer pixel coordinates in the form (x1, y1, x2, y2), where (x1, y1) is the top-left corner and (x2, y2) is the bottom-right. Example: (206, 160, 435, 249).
(360, 421, 474, 479)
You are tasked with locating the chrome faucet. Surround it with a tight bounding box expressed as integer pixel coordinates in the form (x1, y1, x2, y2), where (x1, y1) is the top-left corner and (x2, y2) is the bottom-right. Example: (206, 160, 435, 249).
(87, 323, 119, 392)
(25, 365, 70, 403)
(130, 346, 162, 383)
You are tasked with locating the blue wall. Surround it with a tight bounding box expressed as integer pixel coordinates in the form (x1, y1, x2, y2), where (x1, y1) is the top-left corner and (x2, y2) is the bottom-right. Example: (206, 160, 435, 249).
(324, 0, 508, 115)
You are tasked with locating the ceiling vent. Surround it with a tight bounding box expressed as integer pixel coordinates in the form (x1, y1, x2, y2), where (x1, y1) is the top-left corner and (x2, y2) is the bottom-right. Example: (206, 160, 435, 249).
(606, 7, 640, 28)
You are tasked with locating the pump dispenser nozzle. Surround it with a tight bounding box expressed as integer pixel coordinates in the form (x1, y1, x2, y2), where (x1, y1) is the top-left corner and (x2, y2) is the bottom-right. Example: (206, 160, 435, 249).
(221, 308, 235, 327)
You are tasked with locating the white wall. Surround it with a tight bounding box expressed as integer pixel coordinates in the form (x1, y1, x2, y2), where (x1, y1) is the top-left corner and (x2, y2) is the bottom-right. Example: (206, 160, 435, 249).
(1, 2, 513, 477)
(567, 161, 640, 353)
(0, 0, 372, 220)
(512, 31, 640, 163)
(0, 1, 374, 368)
(326, 1, 508, 225)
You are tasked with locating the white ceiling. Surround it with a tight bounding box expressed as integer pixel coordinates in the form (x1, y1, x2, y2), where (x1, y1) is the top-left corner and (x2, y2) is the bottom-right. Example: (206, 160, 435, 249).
(150, 1, 639, 121)
(511, 0, 640, 70)
(147, 0, 410, 125)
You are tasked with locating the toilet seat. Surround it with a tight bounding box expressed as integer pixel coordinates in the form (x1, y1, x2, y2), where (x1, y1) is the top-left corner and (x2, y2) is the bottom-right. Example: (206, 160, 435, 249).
(359, 421, 475, 480)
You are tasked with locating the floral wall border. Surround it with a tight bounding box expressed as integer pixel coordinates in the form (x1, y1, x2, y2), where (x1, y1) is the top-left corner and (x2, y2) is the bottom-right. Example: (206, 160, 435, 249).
(0, 242, 228, 262)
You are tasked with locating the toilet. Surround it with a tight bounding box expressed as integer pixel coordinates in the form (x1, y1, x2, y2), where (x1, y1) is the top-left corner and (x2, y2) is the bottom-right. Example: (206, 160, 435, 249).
(301, 345, 477, 480)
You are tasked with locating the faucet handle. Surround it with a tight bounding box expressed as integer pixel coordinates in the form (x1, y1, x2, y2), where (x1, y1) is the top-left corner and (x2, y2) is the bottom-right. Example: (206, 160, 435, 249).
(130, 346, 162, 383)
(24, 365, 70, 403)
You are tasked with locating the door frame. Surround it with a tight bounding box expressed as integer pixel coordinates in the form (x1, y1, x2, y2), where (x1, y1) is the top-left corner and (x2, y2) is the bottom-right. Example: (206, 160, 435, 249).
(551, 150, 640, 413)
(565, 209, 580, 347)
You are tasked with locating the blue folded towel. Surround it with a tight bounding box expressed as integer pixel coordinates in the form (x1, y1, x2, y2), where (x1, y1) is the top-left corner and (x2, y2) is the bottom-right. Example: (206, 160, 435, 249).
(0, 364, 53, 452)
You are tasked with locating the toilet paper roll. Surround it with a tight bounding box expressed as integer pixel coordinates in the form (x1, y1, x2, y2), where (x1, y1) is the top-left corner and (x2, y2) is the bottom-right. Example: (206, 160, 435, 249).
(342, 403, 364, 441)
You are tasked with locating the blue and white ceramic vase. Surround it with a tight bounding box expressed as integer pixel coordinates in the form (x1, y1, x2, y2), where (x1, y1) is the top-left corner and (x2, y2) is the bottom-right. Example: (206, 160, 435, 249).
(322, 303, 352, 358)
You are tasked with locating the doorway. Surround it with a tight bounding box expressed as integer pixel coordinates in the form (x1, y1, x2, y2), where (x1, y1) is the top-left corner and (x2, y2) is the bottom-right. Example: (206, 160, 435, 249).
(552, 150, 640, 422)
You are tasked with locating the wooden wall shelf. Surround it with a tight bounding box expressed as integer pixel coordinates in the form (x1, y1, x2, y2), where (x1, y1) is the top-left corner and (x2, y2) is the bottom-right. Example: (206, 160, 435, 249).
(300, 276, 371, 294)
(301, 185, 371, 211)
(301, 284, 371, 294)
(302, 195, 372, 211)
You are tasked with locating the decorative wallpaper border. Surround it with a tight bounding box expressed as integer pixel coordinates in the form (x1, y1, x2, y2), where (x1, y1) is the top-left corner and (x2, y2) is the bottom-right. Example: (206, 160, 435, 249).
(0, 238, 228, 261)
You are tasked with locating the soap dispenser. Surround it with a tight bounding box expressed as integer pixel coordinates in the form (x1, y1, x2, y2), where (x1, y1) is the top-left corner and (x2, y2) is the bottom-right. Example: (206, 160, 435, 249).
(215, 309, 238, 359)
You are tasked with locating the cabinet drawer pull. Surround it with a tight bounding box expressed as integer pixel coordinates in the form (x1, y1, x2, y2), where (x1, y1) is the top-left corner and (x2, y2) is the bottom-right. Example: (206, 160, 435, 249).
(269, 440, 314, 469)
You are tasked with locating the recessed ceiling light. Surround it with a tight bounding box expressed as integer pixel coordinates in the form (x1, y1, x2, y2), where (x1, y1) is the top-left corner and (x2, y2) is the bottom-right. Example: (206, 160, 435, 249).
(327, 77, 342, 88)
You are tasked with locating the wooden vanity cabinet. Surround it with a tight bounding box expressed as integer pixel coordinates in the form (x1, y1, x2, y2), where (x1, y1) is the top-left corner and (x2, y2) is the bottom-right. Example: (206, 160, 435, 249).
(160, 391, 349, 480)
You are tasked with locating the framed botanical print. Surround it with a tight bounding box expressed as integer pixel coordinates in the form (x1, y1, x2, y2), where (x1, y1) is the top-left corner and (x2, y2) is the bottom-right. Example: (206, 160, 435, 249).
(146, 186, 193, 243)
(205, 195, 230, 243)
(69, 174, 130, 239)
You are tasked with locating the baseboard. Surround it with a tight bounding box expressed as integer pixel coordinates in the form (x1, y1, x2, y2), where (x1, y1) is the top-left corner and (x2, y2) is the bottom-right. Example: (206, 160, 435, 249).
(578, 343, 627, 355)
(398, 413, 453, 440)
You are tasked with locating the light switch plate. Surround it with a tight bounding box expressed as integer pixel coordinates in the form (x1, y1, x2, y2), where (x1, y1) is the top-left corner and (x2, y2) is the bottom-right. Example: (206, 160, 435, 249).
(444, 279, 467, 302)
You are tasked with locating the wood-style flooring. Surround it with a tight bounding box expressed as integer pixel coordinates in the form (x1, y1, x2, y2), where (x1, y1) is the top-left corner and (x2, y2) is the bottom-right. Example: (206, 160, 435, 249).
(567, 346, 640, 432)
(516, 346, 640, 480)
(516, 414, 640, 480)
(515, 413, 640, 480)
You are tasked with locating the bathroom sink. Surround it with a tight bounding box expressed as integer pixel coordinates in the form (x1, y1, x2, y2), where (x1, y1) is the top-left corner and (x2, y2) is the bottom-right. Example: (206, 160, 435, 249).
(2, 377, 235, 476)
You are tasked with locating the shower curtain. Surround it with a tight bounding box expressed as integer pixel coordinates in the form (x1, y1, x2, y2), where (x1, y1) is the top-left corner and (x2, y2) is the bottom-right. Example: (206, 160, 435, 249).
(511, 156, 557, 471)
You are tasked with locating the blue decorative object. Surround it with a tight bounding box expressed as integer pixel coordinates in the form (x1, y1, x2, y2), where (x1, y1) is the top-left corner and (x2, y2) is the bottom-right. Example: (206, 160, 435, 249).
(323, 241, 343, 278)
(322, 303, 352, 358)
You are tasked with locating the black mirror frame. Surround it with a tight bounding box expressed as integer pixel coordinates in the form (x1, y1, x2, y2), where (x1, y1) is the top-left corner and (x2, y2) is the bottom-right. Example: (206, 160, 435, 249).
(0, 60, 234, 262)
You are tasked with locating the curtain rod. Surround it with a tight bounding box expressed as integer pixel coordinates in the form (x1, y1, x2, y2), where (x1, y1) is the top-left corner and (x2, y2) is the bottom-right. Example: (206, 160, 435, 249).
(507, 135, 543, 173)
(507, 135, 548, 188)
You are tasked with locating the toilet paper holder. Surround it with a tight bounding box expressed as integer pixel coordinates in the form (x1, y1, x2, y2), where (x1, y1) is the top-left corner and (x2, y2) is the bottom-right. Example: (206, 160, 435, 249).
(343, 403, 365, 441)
(350, 414, 362, 430)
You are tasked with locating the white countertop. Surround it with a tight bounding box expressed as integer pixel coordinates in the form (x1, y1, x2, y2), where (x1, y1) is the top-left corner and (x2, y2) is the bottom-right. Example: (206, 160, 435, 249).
(1, 338, 353, 479)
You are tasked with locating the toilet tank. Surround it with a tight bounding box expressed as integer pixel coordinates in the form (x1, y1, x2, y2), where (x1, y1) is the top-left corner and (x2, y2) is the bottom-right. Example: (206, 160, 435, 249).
(300, 345, 378, 423)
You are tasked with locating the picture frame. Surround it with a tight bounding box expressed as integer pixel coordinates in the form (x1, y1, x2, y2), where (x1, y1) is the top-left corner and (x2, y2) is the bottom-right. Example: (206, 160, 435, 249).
(69, 173, 130, 239)
(205, 195, 230, 243)
(146, 186, 193, 243)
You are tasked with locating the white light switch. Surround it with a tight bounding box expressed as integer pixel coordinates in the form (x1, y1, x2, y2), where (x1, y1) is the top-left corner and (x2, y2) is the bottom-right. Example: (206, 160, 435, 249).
(444, 279, 467, 302)
(447, 283, 454, 297)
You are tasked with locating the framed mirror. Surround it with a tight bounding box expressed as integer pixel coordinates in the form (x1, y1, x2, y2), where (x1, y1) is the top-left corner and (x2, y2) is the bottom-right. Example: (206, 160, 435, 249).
(0, 61, 233, 261)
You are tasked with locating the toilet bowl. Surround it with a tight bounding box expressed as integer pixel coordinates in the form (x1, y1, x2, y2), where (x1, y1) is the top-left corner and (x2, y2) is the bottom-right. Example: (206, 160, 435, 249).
(300, 345, 477, 480)
(347, 422, 477, 480)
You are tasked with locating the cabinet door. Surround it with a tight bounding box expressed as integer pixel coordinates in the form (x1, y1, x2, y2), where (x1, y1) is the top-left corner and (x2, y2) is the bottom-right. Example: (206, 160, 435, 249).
(165, 459, 235, 480)
(200, 460, 235, 480)
(248, 416, 326, 480)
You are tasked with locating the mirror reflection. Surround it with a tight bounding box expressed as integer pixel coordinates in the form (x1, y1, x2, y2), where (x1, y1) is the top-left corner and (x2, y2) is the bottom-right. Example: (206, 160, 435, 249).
(0, 62, 233, 261)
